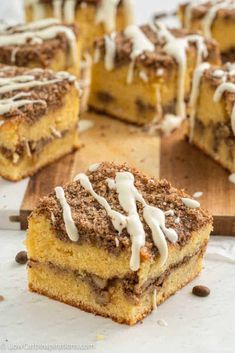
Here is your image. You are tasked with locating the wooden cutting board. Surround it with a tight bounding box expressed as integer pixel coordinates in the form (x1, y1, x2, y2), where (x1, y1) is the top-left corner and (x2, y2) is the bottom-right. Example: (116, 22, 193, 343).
(19, 111, 235, 235)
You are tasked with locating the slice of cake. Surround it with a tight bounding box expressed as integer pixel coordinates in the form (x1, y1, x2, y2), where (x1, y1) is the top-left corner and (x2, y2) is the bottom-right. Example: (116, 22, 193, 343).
(24, 0, 134, 52)
(0, 18, 81, 76)
(178, 0, 235, 62)
(88, 22, 220, 126)
(26, 162, 213, 325)
(189, 62, 235, 172)
(0, 65, 80, 181)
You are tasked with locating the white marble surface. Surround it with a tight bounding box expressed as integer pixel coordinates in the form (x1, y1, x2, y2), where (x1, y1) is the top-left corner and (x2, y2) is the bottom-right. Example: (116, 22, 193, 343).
(1, 231, 235, 353)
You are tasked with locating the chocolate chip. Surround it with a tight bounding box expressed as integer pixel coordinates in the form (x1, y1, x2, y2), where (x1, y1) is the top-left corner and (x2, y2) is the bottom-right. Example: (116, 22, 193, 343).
(0, 295, 4, 302)
(192, 285, 210, 297)
(15, 251, 28, 265)
(96, 91, 114, 103)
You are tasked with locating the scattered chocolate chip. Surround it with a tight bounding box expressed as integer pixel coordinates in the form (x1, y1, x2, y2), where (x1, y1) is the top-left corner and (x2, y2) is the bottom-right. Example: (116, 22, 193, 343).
(192, 285, 210, 297)
(15, 251, 28, 265)
(0, 295, 5, 302)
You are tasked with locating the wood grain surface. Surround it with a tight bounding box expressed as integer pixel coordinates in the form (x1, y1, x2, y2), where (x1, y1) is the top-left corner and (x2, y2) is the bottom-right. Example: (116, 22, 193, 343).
(20, 112, 235, 235)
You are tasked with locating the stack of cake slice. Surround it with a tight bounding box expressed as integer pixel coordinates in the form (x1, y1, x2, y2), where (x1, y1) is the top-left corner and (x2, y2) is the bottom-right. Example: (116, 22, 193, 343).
(89, 22, 220, 126)
(0, 65, 80, 181)
(26, 162, 213, 325)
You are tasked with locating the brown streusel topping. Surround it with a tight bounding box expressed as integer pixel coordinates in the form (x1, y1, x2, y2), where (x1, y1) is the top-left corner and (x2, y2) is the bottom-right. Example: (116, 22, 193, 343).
(0, 65, 77, 124)
(94, 24, 219, 70)
(34, 162, 212, 257)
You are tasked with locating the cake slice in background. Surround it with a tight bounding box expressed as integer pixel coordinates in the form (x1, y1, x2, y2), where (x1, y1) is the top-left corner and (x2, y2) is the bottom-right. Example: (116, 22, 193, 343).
(88, 23, 220, 126)
(178, 0, 235, 63)
(24, 0, 134, 53)
(27, 162, 213, 325)
(188, 62, 235, 172)
(0, 65, 80, 181)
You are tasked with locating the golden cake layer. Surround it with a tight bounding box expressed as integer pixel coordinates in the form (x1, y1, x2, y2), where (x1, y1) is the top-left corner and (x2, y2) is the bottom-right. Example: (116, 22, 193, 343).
(24, 0, 134, 52)
(178, 0, 235, 62)
(0, 19, 81, 76)
(89, 23, 220, 126)
(0, 65, 80, 181)
(27, 162, 213, 325)
(188, 63, 235, 172)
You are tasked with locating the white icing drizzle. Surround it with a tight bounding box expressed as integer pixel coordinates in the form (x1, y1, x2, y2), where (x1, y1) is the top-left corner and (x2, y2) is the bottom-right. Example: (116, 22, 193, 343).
(55, 186, 79, 241)
(124, 25, 155, 84)
(64, 0, 77, 23)
(184, 0, 235, 39)
(126, 60, 135, 84)
(228, 173, 235, 184)
(202, 1, 235, 39)
(189, 62, 211, 142)
(33, 1, 46, 20)
(24, 140, 32, 157)
(50, 125, 62, 138)
(213, 81, 235, 135)
(96, 0, 120, 32)
(0, 21, 78, 66)
(139, 70, 149, 82)
(114, 236, 119, 247)
(78, 119, 94, 133)
(193, 191, 203, 198)
(160, 114, 185, 136)
(74, 173, 127, 235)
(184, 0, 209, 29)
(213, 69, 226, 79)
(74, 171, 178, 271)
(174, 217, 180, 224)
(152, 22, 208, 118)
(125, 25, 155, 60)
(53, 0, 63, 20)
(27, 0, 133, 31)
(25, 0, 134, 32)
(13, 18, 60, 32)
(165, 209, 174, 216)
(106, 178, 116, 190)
(104, 32, 116, 71)
(93, 47, 101, 64)
(0, 75, 62, 94)
(156, 68, 164, 77)
(88, 163, 101, 172)
(0, 70, 75, 116)
(182, 197, 200, 209)
(0, 96, 45, 115)
(10, 47, 19, 64)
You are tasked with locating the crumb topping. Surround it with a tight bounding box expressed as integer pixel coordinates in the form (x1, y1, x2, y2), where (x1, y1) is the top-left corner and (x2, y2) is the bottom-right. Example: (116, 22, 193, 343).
(0, 65, 77, 124)
(94, 24, 219, 70)
(35, 162, 212, 256)
(0, 21, 79, 68)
